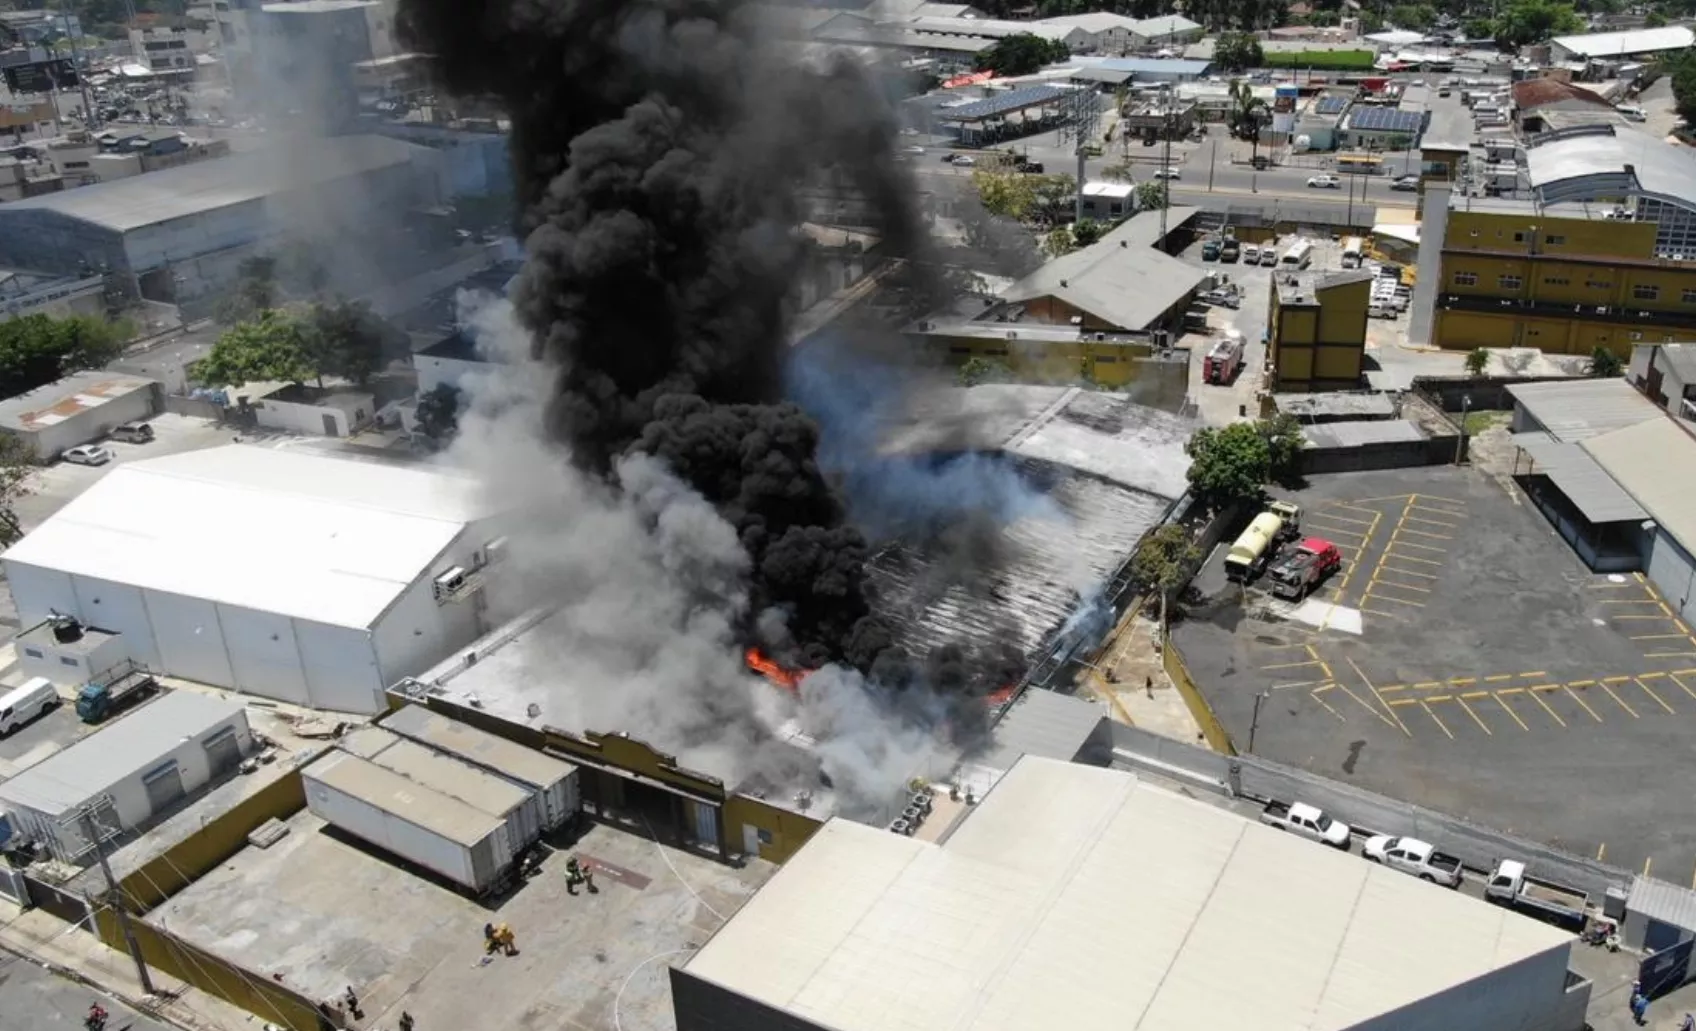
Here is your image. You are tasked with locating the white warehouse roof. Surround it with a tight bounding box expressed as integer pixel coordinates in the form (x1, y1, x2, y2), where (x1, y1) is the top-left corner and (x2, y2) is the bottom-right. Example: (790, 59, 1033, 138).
(3, 446, 494, 630)
(1550, 25, 1694, 57)
(683, 757, 1571, 1031)
(0, 691, 244, 817)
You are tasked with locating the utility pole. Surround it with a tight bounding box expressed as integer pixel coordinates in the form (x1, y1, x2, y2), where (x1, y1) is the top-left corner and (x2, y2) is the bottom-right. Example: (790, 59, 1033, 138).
(1208, 136, 1216, 192)
(78, 807, 155, 995)
(56, 2, 97, 130)
(1159, 84, 1172, 244)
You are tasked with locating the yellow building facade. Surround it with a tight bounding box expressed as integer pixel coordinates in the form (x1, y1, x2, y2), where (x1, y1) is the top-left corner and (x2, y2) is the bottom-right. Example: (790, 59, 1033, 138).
(1432, 209, 1696, 355)
(1268, 272, 1371, 391)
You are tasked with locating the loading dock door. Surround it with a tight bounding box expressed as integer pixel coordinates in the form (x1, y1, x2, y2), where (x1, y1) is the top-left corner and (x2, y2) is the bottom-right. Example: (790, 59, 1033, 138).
(142, 760, 185, 813)
(203, 727, 241, 776)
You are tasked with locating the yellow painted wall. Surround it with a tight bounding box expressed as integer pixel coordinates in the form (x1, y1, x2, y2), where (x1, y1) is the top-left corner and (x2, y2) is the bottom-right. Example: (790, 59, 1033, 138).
(930, 333, 1159, 388)
(1433, 308, 1682, 355)
(1269, 278, 1368, 390)
(721, 794, 825, 865)
(118, 768, 310, 912)
(1444, 209, 1658, 261)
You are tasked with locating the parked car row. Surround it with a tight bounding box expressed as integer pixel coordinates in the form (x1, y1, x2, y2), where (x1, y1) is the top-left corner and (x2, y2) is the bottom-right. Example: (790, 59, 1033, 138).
(1260, 798, 1592, 926)
(58, 421, 155, 466)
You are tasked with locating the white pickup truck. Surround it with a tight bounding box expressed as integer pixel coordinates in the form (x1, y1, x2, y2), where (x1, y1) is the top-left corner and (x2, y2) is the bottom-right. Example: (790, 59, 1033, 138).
(1364, 835, 1464, 887)
(1259, 801, 1352, 849)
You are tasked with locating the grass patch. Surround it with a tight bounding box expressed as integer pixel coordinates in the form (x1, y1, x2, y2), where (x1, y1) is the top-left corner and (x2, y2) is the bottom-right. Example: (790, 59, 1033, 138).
(1461, 409, 1510, 435)
(1263, 50, 1376, 71)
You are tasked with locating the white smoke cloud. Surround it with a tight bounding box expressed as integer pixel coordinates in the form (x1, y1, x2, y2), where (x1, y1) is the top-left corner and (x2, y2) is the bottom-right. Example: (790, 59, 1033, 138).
(435, 290, 959, 820)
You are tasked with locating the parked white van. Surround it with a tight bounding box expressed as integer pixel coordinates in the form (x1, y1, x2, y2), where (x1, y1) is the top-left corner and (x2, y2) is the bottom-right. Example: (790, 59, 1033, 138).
(0, 677, 59, 736)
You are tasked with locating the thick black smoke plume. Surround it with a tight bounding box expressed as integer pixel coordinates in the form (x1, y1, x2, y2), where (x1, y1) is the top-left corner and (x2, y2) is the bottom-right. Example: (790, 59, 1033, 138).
(397, 0, 1018, 701)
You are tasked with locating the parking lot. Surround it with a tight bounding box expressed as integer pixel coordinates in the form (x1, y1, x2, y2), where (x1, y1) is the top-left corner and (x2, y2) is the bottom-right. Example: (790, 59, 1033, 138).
(1175, 465, 1696, 880)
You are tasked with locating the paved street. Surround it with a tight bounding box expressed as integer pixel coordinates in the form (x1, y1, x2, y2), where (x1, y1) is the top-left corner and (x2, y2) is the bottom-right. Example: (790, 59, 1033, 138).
(0, 957, 175, 1031)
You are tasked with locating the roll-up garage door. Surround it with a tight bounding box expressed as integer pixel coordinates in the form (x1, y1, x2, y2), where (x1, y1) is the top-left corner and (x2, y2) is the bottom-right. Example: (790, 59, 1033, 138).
(202, 727, 241, 776)
(142, 761, 185, 813)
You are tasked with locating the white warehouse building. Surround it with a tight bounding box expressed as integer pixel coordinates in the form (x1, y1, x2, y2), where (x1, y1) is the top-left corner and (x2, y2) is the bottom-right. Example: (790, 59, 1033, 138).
(0, 690, 251, 864)
(2, 446, 504, 714)
(674, 757, 1587, 1031)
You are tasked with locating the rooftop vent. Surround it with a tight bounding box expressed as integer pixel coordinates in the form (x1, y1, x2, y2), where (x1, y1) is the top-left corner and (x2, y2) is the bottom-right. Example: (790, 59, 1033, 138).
(49, 613, 82, 644)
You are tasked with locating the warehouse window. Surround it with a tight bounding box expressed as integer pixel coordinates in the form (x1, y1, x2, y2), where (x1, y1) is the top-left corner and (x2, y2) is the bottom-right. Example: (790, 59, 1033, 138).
(1544, 277, 1570, 286)
(1545, 235, 1565, 245)
(1629, 331, 1644, 340)
(22, 647, 42, 659)
(1634, 284, 1659, 301)
(1452, 272, 1477, 286)
(59, 656, 79, 668)
(1587, 280, 1611, 289)
(1513, 232, 1525, 243)
(1684, 289, 1696, 304)
(1498, 275, 1522, 290)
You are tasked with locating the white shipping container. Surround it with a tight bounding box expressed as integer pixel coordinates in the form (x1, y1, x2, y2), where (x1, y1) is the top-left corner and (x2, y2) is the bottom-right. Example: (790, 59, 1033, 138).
(340, 727, 543, 849)
(379, 705, 579, 830)
(302, 751, 515, 895)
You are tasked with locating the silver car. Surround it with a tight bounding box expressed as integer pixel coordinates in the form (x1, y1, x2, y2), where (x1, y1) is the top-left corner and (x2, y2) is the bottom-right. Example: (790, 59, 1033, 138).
(62, 445, 112, 466)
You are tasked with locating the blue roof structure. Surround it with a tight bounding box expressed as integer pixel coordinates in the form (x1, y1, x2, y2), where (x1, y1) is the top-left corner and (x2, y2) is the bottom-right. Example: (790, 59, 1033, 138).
(939, 85, 1072, 121)
(1347, 107, 1425, 134)
(1314, 96, 1350, 115)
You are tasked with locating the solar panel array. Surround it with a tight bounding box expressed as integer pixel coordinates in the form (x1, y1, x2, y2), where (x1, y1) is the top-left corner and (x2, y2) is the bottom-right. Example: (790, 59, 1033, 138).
(943, 85, 1072, 121)
(1313, 96, 1349, 115)
(1347, 107, 1425, 134)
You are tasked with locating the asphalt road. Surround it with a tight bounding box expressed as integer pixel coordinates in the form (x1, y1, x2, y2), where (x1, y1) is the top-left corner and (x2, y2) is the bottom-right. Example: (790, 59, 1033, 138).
(0, 957, 174, 1031)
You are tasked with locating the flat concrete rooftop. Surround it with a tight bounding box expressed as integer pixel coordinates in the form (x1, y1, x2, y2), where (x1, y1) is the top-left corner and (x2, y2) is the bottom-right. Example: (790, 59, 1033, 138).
(148, 811, 776, 1031)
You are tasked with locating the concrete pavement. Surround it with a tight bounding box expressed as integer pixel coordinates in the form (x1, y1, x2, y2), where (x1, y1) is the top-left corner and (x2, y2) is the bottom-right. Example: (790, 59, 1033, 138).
(0, 956, 180, 1031)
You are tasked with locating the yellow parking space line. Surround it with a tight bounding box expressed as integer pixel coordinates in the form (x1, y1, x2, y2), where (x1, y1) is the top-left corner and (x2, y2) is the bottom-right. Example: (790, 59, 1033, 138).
(1309, 685, 1346, 722)
(1389, 538, 1447, 553)
(1679, 620, 1692, 633)
(1670, 671, 1696, 701)
(1598, 843, 1607, 861)
(1362, 589, 1425, 607)
(1520, 671, 1548, 679)
(1380, 564, 1439, 580)
(1493, 693, 1530, 731)
(1455, 695, 1492, 735)
(1647, 651, 1696, 659)
(1384, 550, 1443, 566)
(1347, 657, 1409, 737)
(1396, 527, 1453, 541)
(1611, 614, 1677, 620)
(1633, 677, 1676, 715)
(1273, 678, 1332, 691)
(1645, 857, 1653, 878)
(1372, 575, 1432, 593)
(1595, 681, 1639, 718)
(1570, 679, 1595, 687)
(1483, 673, 1515, 683)
(1450, 678, 1477, 686)
(1601, 599, 1664, 605)
(1256, 641, 1310, 650)
(1388, 697, 1422, 707)
(1527, 687, 1568, 728)
(1262, 659, 1324, 670)
(1312, 510, 1377, 527)
(1563, 685, 1604, 722)
(1588, 581, 1643, 589)
(1420, 699, 1455, 739)
(1641, 671, 1669, 679)
(1359, 603, 1409, 619)
(1306, 526, 1369, 541)
(1632, 634, 1691, 640)
(1333, 495, 1411, 507)
(1405, 515, 1462, 530)
(1409, 491, 1468, 507)
(1424, 694, 1453, 703)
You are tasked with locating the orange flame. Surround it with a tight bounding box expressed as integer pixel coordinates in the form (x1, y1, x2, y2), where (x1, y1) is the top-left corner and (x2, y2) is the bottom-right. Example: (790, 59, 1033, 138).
(745, 648, 805, 693)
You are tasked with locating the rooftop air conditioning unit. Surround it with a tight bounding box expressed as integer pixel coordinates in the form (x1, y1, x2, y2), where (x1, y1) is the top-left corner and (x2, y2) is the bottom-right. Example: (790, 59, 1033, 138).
(482, 536, 509, 566)
(432, 567, 468, 602)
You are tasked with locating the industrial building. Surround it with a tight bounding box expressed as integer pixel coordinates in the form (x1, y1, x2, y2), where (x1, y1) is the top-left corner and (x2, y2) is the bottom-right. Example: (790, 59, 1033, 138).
(1629, 341, 1696, 420)
(1, 445, 504, 714)
(1412, 179, 1696, 355)
(672, 756, 1583, 1031)
(0, 690, 251, 864)
(1510, 79, 1612, 135)
(1548, 25, 1696, 63)
(1267, 269, 1373, 392)
(1507, 379, 1696, 589)
(378, 704, 579, 833)
(0, 135, 441, 303)
(1524, 124, 1696, 259)
(0, 371, 160, 461)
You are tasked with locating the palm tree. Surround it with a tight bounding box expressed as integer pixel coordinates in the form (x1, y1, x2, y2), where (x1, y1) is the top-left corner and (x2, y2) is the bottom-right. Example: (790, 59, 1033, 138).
(1228, 79, 1268, 167)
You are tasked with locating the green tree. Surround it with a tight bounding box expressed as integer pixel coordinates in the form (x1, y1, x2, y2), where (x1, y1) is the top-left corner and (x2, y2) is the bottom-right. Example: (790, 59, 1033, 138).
(301, 299, 406, 387)
(1214, 32, 1265, 72)
(1259, 413, 1307, 483)
(1071, 218, 1107, 247)
(0, 314, 129, 399)
(413, 382, 464, 447)
(1130, 522, 1201, 630)
(1465, 347, 1491, 377)
(0, 434, 34, 545)
(1184, 422, 1271, 510)
(1043, 224, 1078, 257)
(975, 33, 1070, 76)
(1465, 16, 1496, 38)
(194, 310, 318, 388)
(1493, 0, 1581, 48)
(957, 356, 1012, 386)
(972, 169, 1039, 220)
(1135, 180, 1169, 211)
(1588, 346, 1624, 378)
(214, 256, 279, 326)
(1228, 79, 1269, 165)
(1666, 50, 1696, 126)
(1388, 3, 1438, 27)
(1645, 9, 1668, 25)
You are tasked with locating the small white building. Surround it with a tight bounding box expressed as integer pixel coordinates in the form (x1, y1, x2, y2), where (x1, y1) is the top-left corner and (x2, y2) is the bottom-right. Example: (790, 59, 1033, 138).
(0, 371, 161, 462)
(1079, 180, 1135, 221)
(414, 332, 496, 396)
(13, 618, 130, 686)
(253, 383, 376, 437)
(0, 691, 251, 864)
(2, 446, 507, 713)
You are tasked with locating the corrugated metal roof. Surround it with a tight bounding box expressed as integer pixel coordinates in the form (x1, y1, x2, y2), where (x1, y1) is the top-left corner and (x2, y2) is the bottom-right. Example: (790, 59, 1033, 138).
(379, 705, 575, 790)
(1628, 875, 1696, 933)
(1581, 417, 1696, 552)
(1550, 25, 1694, 57)
(0, 692, 245, 817)
(1304, 420, 1426, 448)
(683, 757, 1573, 1031)
(0, 371, 156, 433)
(1505, 378, 1661, 442)
(340, 727, 531, 818)
(1, 446, 489, 631)
(1526, 125, 1696, 207)
(1511, 431, 1648, 524)
(973, 688, 1105, 775)
(1001, 208, 1206, 332)
(0, 135, 430, 234)
(1652, 343, 1696, 384)
(303, 750, 502, 848)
